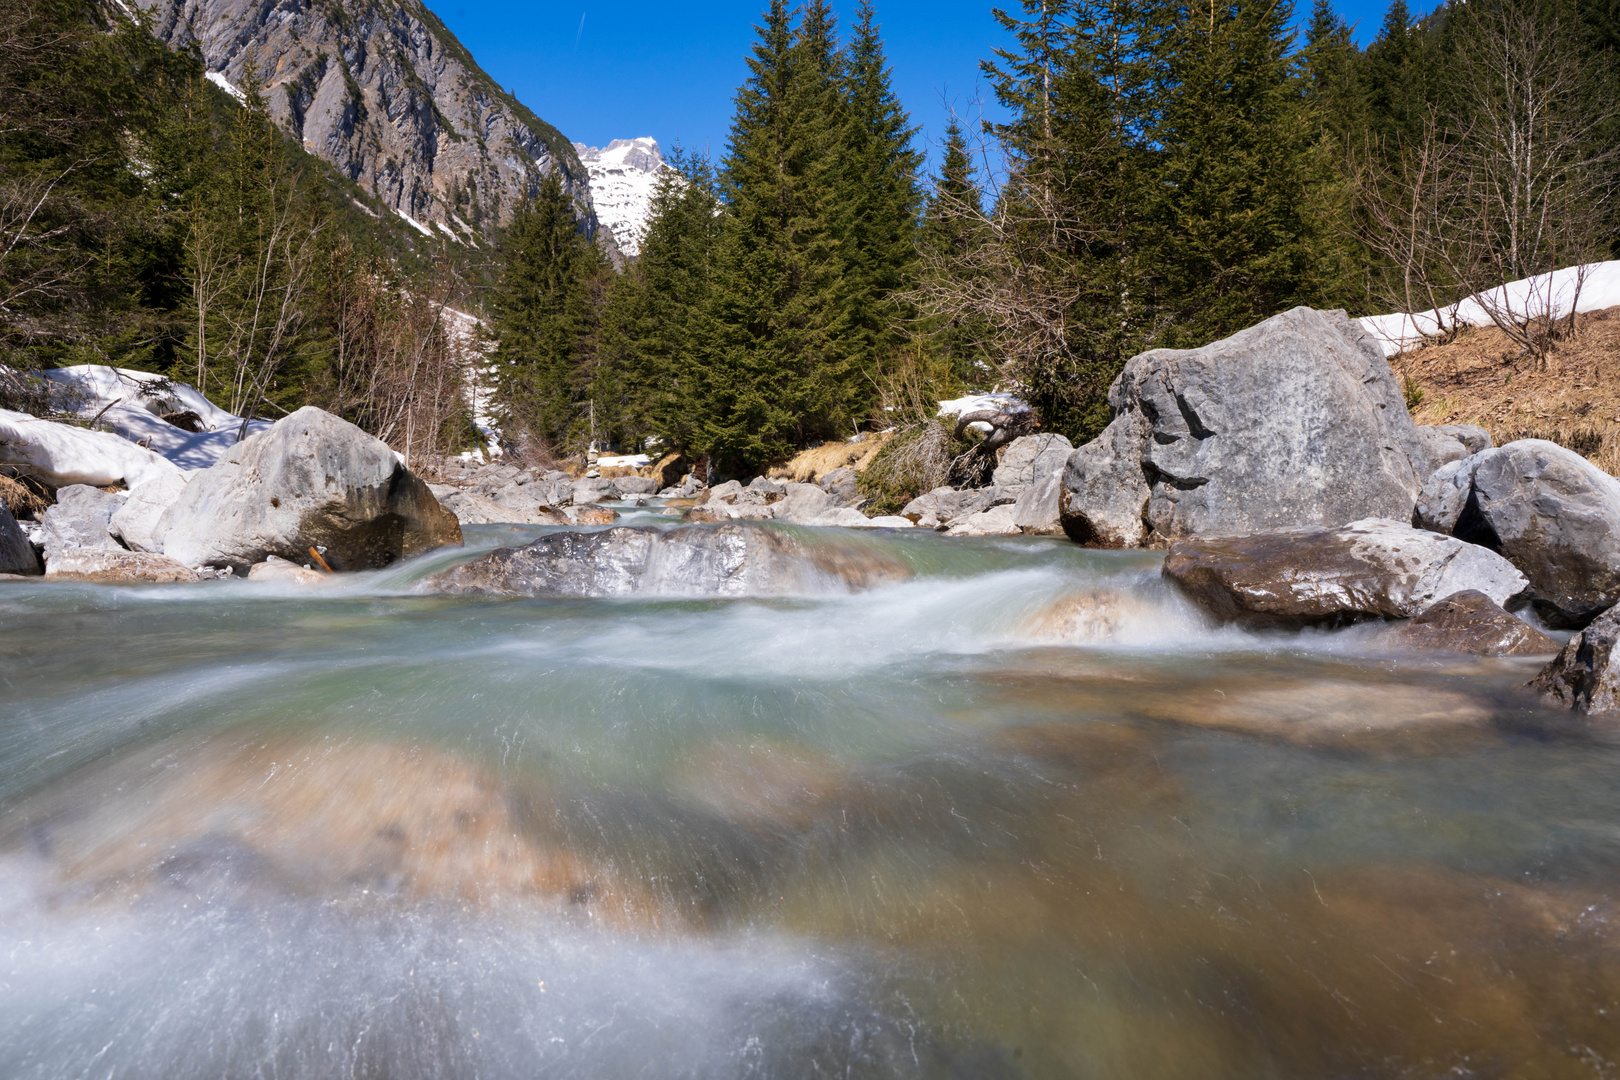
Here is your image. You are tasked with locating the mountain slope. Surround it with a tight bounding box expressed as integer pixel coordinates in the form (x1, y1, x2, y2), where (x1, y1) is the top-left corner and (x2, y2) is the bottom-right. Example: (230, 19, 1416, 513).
(132, 0, 614, 254)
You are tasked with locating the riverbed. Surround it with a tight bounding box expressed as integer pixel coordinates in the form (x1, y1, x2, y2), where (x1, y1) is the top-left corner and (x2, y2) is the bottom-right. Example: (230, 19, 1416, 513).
(1, 517, 1615, 1078)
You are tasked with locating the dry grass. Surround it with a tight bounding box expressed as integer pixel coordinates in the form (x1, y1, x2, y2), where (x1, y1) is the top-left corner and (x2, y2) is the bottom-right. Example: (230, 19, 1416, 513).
(767, 432, 893, 483)
(0, 472, 52, 518)
(1391, 307, 1620, 474)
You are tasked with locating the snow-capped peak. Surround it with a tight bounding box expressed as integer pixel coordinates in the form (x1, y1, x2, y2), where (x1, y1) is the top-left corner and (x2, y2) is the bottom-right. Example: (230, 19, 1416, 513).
(574, 137, 675, 259)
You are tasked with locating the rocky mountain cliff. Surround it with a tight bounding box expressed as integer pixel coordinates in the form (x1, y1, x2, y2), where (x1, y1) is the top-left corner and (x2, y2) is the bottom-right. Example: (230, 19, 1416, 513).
(573, 138, 674, 259)
(132, 0, 613, 253)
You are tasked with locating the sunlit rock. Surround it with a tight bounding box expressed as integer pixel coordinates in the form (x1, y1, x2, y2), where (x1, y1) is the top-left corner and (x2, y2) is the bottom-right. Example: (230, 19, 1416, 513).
(1416, 439, 1620, 628)
(1531, 603, 1620, 716)
(247, 555, 329, 586)
(47, 548, 200, 583)
(1381, 589, 1557, 657)
(1164, 517, 1529, 627)
(108, 471, 189, 553)
(39, 485, 125, 565)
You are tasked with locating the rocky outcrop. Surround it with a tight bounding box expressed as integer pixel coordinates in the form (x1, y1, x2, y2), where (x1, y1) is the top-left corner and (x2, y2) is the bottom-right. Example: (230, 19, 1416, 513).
(1163, 518, 1529, 627)
(0, 502, 40, 576)
(47, 549, 201, 583)
(1381, 590, 1557, 656)
(945, 503, 1021, 537)
(1061, 308, 1429, 546)
(130, 0, 609, 250)
(1413, 424, 1493, 477)
(40, 486, 126, 566)
(156, 407, 461, 573)
(1530, 604, 1620, 716)
(1416, 440, 1620, 629)
(423, 522, 909, 598)
(993, 434, 1073, 488)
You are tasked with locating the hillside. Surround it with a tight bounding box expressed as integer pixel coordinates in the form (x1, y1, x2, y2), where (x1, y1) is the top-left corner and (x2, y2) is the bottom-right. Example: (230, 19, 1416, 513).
(1391, 309, 1620, 475)
(131, 0, 614, 253)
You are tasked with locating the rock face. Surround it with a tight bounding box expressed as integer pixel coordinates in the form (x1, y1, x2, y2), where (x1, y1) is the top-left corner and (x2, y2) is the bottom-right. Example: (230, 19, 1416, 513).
(1163, 518, 1529, 627)
(130, 0, 609, 251)
(156, 407, 462, 573)
(573, 138, 673, 259)
(1382, 590, 1557, 656)
(40, 486, 126, 565)
(1415, 440, 1620, 628)
(1530, 604, 1620, 716)
(0, 502, 40, 576)
(47, 549, 201, 583)
(1061, 307, 1428, 546)
(423, 522, 909, 598)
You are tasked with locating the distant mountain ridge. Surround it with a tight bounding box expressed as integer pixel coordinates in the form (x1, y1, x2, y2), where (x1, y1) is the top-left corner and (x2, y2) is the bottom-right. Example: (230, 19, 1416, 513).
(132, 0, 615, 255)
(573, 138, 675, 259)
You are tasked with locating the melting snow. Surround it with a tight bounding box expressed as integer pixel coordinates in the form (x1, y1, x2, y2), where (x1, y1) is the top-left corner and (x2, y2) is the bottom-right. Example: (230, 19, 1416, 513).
(204, 71, 246, 104)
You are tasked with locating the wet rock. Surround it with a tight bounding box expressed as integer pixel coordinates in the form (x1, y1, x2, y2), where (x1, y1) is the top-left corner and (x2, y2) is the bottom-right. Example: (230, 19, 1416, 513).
(563, 505, 620, 526)
(156, 407, 462, 573)
(1061, 307, 1429, 546)
(993, 433, 1073, 487)
(1027, 589, 1150, 643)
(422, 522, 909, 598)
(40, 484, 125, 564)
(1415, 440, 1620, 628)
(247, 555, 329, 586)
(1530, 604, 1620, 716)
(0, 502, 40, 576)
(1382, 590, 1558, 657)
(1163, 518, 1529, 627)
(819, 466, 859, 503)
(108, 471, 188, 553)
(46, 548, 200, 583)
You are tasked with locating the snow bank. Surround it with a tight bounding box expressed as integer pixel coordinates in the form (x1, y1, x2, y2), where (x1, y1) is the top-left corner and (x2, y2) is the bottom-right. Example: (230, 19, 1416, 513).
(598, 454, 650, 469)
(1359, 261, 1620, 357)
(0, 408, 184, 488)
(40, 366, 271, 472)
(938, 392, 1030, 418)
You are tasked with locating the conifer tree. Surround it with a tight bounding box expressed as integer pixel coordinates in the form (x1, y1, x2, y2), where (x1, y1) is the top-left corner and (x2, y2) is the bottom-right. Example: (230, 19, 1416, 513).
(700, 0, 851, 473)
(1302, 0, 1365, 146)
(490, 171, 603, 453)
(917, 117, 989, 386)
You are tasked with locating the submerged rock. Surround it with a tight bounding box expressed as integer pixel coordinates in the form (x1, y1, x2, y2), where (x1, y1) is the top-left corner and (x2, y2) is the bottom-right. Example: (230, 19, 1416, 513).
(0, 502, 40, 576)
(156, 407, 462, 573)
(1530, 604, 1620, 717)
(423, 522, 909, 598)
(247, 555, 329, 586)
(1061, 308, 1429, 546)
(1163, 518, 1529, 627)
(1416, 439, 1620, 628)
(46, 548, 200, 583)
(1382, 590, 1557, 657)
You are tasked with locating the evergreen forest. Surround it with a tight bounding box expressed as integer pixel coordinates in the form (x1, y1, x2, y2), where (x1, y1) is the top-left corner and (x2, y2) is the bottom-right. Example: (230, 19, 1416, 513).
(5, 0, 1618, 477)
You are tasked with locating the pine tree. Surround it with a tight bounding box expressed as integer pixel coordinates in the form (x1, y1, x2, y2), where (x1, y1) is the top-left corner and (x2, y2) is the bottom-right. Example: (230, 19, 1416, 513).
(917, 117, 988, 387)
(839, 0, 921, 393)
(1146, 0, 1348, 345)
(1302, 0, 1365, 146)
(1362, 0, 1443, 148)
(700, 0, 851, 474)
(490, 171, 603, 453)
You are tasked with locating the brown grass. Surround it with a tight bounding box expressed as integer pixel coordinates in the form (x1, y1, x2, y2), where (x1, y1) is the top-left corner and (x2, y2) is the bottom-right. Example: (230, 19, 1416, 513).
(0, 472, 53, 518)
(767, 432, 893, 483)
(1391, 307, 1620, 474)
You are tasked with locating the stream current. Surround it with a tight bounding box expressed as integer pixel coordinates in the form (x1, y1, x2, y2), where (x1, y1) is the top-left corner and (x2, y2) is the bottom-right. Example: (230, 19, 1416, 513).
(2, 510, 1618, 1079)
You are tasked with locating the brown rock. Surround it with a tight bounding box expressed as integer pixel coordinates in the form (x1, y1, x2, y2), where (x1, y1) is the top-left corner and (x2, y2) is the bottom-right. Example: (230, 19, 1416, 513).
(651, 452, 688, 490)
(563, 505, 620, 526)
(47, 549, 200, 584)
(1383, 590, 1557, 656)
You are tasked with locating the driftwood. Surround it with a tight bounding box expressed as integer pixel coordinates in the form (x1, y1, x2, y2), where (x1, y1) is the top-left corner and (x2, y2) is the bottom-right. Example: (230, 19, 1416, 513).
(949, 410, 1034, 487)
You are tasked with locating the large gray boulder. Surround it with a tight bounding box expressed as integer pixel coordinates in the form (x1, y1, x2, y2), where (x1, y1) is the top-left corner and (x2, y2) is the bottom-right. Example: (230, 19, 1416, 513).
(1061, 308, 1429, 546)
(774, 482, 835, 524)
(1530, 604, 1620, 716)
(1415, 439, 1620, 628)
(1163, 518, 1529, 627)
(1011, 474, 1064, 535)
(40, 485, 126, 565)
(422, 522, 909, 598)
(615, 475, 659, 496)
(155, 407, 463, 573)
(0, 502, 40, 575)
(993, 433, 1073, 488)
(109, 471, 189, 553)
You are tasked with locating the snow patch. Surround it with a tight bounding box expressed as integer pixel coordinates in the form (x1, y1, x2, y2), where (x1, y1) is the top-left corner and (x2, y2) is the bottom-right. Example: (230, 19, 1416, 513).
(0, 408, 185, 489)
(393, 208, 435, 238)
(937, 392, 1030, 418)
(1359, 261, 1620, 357)
(204, 71, 246, 104)
(598, 454, 650, 469)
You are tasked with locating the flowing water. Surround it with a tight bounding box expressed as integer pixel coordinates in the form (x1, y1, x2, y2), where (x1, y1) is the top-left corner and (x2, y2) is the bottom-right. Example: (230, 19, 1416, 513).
(3, 512, 1619, 1079)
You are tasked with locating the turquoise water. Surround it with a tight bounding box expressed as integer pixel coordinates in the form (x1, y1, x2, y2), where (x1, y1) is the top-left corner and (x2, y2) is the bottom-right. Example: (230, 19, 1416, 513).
(0, 521, 1614, 1078)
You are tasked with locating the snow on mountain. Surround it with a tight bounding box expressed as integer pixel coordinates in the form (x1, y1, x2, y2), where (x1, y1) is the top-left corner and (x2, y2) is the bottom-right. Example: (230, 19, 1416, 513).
(573, 138, 675, 259)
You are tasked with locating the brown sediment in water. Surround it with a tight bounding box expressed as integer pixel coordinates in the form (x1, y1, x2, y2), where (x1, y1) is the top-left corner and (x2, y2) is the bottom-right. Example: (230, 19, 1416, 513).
(1025, 589, 1152, 643)
(5, 733, 667, 928)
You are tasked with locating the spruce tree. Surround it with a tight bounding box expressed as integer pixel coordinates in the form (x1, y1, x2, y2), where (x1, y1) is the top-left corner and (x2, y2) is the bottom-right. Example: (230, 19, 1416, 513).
(700, 0, 850, 474)
(918, 117, 989, 387)
(490, 171, 603, 453)
(1303, 0, 1365, 146)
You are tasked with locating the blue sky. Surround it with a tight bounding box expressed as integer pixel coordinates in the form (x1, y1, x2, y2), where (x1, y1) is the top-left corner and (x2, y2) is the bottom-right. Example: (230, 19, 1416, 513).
(437, 0, 1429, 175)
